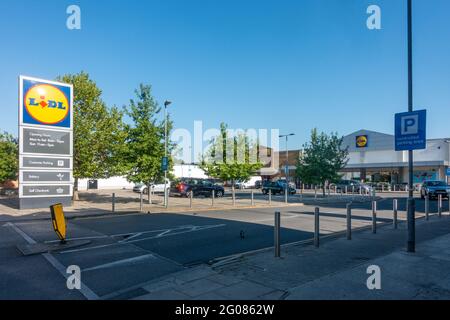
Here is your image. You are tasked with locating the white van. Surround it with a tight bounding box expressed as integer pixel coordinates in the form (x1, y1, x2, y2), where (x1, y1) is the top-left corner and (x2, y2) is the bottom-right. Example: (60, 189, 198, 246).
(235, 176, 262, 189)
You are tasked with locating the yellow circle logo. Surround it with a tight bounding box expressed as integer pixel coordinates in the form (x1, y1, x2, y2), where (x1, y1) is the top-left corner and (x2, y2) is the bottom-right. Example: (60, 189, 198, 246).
(356, 135, 368, 148)
(24, 84, 69, 125)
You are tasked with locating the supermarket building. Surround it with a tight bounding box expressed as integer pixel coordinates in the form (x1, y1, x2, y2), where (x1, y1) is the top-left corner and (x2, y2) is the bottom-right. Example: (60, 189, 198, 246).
(340, 129, 450, 185)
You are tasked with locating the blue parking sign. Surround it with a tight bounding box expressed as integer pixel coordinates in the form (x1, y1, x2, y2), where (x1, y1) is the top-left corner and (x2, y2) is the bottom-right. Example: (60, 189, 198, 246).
(161, 156, 168, 171)
(395, 110, 427, 151)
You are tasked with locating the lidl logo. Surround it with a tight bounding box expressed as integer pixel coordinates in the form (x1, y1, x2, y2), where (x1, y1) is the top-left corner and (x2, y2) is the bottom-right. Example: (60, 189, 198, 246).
(356, 135, 368, 148)
(21, 78, 72, 128)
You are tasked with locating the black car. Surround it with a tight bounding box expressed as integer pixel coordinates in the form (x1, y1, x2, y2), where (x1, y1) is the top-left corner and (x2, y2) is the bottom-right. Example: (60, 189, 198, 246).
(420, 181, 450, 200)
(170, 178, 225, 198)
(261, 180, 296, 195)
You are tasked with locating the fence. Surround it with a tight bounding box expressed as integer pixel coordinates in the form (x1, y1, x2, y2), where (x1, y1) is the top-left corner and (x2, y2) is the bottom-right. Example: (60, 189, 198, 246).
(272, 197, 449, 257)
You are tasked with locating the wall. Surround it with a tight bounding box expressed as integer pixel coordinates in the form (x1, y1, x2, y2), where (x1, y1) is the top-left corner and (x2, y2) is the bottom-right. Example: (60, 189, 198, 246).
(173, 164, 208, 179)
(78, 176, 134, 191)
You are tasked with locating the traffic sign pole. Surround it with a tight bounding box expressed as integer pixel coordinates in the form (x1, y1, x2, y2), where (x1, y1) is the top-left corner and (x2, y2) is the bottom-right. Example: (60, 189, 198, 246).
(407, 0, 415, 253)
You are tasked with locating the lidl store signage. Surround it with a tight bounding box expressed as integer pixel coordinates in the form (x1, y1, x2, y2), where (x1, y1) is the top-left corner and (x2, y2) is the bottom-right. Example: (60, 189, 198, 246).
(19, 76, 74, 208)
(20, 77, 72, 128)
(356, 135, 368, 148)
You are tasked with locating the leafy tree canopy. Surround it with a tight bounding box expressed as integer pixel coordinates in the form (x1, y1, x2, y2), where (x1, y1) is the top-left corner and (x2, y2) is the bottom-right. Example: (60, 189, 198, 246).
(123, 84, 174, 185)
(200, 123, 263, 184)
(57, 72, 128, 188)
(296, 128, 348, 190)
(0, 132, 18, 183)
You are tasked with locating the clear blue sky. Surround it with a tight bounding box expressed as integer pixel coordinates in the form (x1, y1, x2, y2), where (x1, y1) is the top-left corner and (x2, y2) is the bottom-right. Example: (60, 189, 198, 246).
(1, 0, 449, 149)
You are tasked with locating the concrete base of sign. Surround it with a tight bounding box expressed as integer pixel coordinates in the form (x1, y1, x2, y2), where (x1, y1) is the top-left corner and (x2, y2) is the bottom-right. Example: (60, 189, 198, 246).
(17, 240, 91, 256)
(19, 197, 72, 210)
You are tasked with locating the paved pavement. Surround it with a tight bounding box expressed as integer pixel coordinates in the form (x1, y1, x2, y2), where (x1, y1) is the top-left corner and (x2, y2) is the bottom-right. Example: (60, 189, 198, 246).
(0, 194, 448, 300)
(133, 214, 450, 300)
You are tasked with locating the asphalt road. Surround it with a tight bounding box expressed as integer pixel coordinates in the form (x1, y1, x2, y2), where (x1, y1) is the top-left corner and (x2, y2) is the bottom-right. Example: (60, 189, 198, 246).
(0, 195, 448, 299)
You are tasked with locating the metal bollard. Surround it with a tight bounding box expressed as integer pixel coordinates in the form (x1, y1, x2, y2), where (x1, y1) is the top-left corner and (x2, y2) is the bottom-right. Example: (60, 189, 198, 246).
(274, 211, 281, 257)
(352, 186, 355, 195)
(438, 194, 443, 218)
(112, 193, 116, 213)
(189, 191, 193, 208)
(345, 186, 348, 195)
(269, 189, 272, 205)
(251, 190, 254, 206)
(211, 189, 215, 207)
(346, 203, 352, 240)
(372, 200, 377, 234)
(314, 207, 320, 247)
(425, 194, 429, 221)
(233, 190, 236, 206)
(314, 186, 317, 199)
(393, 199, 398, 229)
(165, 188, 169, 208)
(140, 191, 143, 213)
(285, 188, 288, 204)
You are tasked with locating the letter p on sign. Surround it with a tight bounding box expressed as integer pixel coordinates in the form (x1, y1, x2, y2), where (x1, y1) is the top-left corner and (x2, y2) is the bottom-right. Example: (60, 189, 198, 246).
(401, 115, 419, 135)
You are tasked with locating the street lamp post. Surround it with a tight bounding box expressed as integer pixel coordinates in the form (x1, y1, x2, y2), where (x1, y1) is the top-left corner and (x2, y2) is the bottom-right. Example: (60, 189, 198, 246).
(279, 133, 295, 184)
(164, 100, 172, 208)
(406, 0, 415, 253)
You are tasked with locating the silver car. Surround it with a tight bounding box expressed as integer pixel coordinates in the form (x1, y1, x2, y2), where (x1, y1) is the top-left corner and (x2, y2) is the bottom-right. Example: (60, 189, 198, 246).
(133, 179, 171, 194)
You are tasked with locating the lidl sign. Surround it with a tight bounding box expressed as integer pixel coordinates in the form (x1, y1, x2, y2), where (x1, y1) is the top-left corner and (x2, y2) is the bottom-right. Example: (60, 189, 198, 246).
(19, 76, 73, 209)
(356, 135, 368, 148)
(20, 76, 72, 129)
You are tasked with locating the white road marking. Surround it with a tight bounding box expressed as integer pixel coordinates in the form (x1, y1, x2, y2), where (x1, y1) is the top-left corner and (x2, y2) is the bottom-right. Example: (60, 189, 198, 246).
(60, 224, 227, 254)
(4, 222, 99, 300)
(44, 235, 109, 243)
(82, 254, 156, 272)
(3, 222, 37, 244)
(122, 224, 227, 244)
(60, 242, 122, 254)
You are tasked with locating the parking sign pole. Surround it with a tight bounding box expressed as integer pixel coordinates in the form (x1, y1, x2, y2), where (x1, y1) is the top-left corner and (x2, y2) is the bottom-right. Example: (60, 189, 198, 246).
(406, 0, 416, 253)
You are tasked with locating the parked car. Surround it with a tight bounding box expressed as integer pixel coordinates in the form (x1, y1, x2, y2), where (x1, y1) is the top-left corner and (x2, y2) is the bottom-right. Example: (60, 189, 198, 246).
(420, 181, 450, 200)
(261, 180, 296, 195)
(330, 180, 373, 194)
(235, 176, 262, 189)
(170, 178, 225, 198)
(276, 179, 296, 190)
(255, 180, 262, 189)
(133, 179, 170, 194)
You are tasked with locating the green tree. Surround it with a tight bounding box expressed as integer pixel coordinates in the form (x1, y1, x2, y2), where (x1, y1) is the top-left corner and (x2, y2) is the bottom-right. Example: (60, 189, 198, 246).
(200, 123, 263, 200)
(57, 72, 128, 199)
(0, 132, 18, 184)
(296, 128, 348, 196)
(123, 84, 173, 192)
